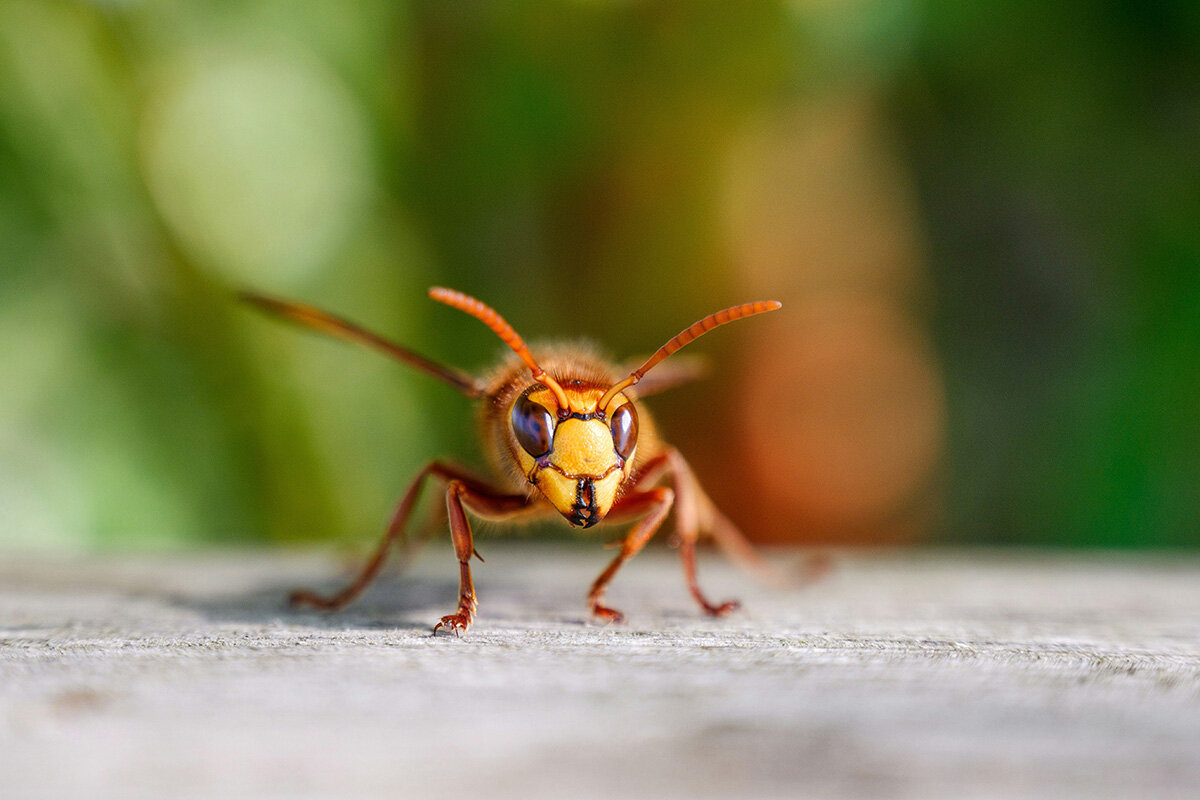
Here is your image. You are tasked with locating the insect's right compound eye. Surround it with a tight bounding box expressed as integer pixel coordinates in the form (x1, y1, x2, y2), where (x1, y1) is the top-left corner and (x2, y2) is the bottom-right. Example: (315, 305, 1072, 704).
(610, 402, 638, 461)
(511, 389, 555, 458)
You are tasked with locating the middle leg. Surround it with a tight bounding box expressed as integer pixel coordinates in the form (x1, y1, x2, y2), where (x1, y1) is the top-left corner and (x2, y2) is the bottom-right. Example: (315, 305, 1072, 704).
(664, 449, 741, 617)
(290, 461, 521, 612)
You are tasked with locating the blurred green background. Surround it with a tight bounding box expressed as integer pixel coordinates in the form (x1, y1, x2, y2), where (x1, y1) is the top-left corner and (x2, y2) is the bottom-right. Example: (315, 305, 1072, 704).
(1, 1, 1197, 551)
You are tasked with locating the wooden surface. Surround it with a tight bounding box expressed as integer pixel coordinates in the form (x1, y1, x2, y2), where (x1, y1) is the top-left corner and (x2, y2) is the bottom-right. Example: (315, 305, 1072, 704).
(2, 545, 1200, 799)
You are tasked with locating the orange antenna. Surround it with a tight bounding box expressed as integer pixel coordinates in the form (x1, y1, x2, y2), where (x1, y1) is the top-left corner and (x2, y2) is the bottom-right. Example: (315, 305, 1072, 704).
(599, 300, 782, 411)
(428, 287, 570, 409)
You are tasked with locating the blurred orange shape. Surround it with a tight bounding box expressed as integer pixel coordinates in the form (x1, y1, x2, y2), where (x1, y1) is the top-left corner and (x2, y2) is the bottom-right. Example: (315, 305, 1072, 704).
(743, 298, 945, 544)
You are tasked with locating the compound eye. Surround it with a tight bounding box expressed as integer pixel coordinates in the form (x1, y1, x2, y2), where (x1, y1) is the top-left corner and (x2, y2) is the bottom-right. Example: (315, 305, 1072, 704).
(610, 403, 638, 461)
(511, 389, 555, 458)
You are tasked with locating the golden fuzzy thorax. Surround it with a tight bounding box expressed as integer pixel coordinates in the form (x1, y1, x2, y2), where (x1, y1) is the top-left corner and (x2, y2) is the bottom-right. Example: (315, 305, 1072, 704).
(478, 345, 659, 526)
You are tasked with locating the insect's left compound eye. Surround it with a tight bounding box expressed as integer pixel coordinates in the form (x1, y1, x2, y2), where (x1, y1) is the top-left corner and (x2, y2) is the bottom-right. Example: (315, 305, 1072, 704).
(511, 389, 555, 458)
(610, 403, 638, 461)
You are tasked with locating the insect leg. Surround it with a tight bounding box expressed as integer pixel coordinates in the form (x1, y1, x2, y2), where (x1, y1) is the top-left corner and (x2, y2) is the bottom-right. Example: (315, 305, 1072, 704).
(613, 450, 826, 618)
(433, 482, 535, 636)
(667, 449, 786, 578)
(586, 487, 674, 623)
(656, 449, 743, 616)
(289, 461, 520, 612)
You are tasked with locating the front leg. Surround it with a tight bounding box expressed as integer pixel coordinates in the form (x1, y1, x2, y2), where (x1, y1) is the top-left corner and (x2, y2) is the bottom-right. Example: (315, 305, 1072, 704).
(587, 487, 674, 623)
(432, 480, 478, 635)
(433, 481, 535, 636)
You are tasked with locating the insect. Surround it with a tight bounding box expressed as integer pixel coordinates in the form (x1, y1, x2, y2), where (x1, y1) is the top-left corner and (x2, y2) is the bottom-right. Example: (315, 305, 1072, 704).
(242, 287, 781, 634)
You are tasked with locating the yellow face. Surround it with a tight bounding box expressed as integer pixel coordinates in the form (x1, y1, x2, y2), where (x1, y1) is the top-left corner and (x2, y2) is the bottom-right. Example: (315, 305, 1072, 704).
(509, 385, 639, 527)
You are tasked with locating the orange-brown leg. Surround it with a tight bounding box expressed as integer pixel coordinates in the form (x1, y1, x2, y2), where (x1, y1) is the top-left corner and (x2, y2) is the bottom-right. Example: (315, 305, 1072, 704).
(610, 449, 821, 619)
(662, 449, 742, 617)
(587, 487, 674, 623)
(290, 462, 530, 616)
(677, 539, 740, 617)
(432, 480, 476, 635)
(432, 480, 536, 635)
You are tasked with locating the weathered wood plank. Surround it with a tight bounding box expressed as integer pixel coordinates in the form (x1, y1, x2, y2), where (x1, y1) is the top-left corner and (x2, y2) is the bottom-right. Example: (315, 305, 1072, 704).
(2, 546, 1199, 799)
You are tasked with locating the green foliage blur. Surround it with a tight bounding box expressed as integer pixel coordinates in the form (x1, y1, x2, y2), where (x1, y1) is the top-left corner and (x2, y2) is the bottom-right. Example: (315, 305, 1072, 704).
(0, 1, 1197, 550)
(895, 1, 1200, 546)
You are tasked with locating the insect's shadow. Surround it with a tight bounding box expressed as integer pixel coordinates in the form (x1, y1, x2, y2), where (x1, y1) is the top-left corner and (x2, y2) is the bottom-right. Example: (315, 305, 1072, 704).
(162, 576, 461, 633)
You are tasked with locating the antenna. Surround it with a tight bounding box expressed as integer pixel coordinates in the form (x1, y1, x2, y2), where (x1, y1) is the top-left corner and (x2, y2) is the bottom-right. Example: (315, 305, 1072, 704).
(428, 287, 571, 409)
(599, 300, 782, 411)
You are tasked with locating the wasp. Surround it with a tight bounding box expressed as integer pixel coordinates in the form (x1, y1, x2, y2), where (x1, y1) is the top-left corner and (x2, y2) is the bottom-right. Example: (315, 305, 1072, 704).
(242, 287, 781, 634)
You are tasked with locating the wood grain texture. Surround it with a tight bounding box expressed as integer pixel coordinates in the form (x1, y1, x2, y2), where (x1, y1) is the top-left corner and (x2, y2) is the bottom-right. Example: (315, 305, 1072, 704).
(2, 546, 1199, 799)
